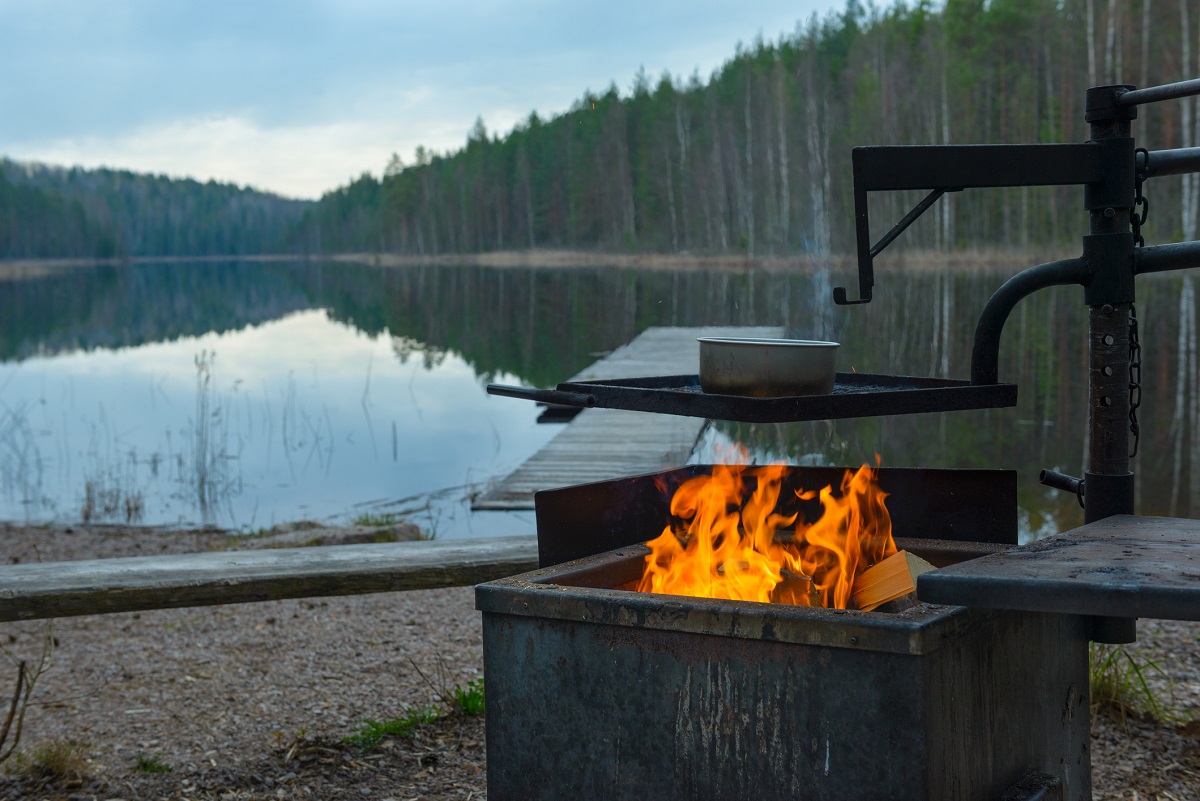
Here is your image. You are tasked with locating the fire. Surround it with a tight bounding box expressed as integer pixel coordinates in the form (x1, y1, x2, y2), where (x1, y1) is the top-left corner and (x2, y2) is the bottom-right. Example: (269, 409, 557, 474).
(636, 460, 896, 609)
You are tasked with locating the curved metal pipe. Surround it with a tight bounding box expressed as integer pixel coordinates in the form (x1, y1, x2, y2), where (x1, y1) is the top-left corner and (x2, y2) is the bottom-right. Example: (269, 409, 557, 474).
(971, 258, 1090, 384)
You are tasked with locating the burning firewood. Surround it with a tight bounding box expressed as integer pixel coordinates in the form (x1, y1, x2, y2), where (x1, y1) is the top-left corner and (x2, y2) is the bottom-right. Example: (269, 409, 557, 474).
(771, 568, 821, 606)
(638, 462, 898, 608)
(851, 550, 935, 612)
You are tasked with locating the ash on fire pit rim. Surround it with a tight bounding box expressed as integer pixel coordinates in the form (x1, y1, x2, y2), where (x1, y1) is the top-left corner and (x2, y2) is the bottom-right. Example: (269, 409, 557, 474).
(476, 542, 1014, 657)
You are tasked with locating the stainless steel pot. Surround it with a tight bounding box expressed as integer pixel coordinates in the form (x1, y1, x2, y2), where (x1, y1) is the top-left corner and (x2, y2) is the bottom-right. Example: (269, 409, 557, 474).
(698, 337, 839, 397)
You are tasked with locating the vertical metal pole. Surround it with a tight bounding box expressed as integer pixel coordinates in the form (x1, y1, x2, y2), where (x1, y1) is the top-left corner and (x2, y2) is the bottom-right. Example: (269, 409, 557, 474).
(1086, 305, 1134, 521)
(1083, 91, 1141, 643)
(1082, 86, 1138, 524)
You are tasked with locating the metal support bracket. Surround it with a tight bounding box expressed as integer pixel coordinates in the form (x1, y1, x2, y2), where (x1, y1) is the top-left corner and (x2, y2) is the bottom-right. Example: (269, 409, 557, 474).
(837, 187, 947, 305)
(838, 144, 1101, 306)
(1086, 615, 1137, 644)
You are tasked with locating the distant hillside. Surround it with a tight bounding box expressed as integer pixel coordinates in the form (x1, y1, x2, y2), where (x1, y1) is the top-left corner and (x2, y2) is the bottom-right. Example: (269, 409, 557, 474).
(0, 159, 311, 259)
(291, 0, 1200, 257)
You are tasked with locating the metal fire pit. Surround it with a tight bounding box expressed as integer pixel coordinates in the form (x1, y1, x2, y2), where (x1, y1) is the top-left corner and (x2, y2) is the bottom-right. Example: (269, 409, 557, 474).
(476, 545, 1090, 801)
(475, 79, 1200, 801)
(477, 465, 1086, 800)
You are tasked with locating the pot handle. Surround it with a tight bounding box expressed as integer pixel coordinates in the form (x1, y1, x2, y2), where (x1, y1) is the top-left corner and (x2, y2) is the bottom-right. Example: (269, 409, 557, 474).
(487, 384, 597, 408)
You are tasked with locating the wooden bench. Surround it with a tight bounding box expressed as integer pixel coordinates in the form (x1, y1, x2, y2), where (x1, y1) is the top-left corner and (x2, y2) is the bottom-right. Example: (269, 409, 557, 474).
(0, 536, 538, 622)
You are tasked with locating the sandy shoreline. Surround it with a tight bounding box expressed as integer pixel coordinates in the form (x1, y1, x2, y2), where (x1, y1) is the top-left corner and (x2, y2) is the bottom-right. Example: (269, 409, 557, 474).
(0, 246, 1078, 277)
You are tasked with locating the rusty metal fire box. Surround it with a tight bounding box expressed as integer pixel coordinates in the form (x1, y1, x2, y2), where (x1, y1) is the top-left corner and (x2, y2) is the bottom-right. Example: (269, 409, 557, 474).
(476, 545, 1091, 801)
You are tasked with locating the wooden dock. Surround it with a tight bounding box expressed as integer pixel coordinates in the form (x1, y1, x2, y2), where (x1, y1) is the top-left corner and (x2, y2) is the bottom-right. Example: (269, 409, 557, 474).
(472, 326, 783, 510)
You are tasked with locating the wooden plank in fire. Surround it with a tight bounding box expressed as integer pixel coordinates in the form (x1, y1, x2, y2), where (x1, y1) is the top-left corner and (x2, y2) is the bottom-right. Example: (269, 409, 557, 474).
(473, 325, 784, 511)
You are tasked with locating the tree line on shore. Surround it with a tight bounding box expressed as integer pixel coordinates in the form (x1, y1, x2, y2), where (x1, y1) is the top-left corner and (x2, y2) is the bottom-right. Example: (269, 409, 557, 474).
(4, 0, 1199, 261)
(0, 159, 309, 259)
(289, 0, 1200, 258)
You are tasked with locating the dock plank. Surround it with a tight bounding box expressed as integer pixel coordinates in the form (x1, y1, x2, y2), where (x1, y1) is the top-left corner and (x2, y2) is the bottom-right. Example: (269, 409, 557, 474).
(473, 326, 783, 510)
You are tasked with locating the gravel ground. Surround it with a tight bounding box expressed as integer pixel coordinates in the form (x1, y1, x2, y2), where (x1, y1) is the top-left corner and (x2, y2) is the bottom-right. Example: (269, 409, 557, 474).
(1091, 619, 1200, 800)
(2, 526, 486, 800)
(1, 525, 1198, 800)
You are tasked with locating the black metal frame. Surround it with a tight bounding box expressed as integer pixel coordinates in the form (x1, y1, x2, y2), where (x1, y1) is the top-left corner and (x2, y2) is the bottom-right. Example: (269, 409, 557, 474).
(839, 143, 1104, 305)
(839, 86, 1200, 310)
(837, 81, 1200, 530)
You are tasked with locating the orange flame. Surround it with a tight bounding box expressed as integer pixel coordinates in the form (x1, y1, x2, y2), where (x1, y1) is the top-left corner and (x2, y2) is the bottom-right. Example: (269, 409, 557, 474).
(636, 459, 896, 609)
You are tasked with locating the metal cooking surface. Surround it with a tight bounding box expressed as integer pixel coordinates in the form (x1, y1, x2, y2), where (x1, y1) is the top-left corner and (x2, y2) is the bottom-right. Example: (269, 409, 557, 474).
(554, 372, 1017, 423)
(917, 515, 1200, 620)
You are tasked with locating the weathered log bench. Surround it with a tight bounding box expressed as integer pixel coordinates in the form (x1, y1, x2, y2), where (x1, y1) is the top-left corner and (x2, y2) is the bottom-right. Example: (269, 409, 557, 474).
(0, 536, 538, 622)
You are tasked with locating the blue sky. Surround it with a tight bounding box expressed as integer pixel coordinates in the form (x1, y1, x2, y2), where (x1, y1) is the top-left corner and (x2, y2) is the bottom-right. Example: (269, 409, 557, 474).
(0, 0, 859, 199)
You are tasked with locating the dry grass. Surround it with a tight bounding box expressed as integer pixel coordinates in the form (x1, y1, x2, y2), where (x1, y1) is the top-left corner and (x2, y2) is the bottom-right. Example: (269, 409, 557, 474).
(15, 739, 86, 781)
(1090, 643, 1191, 727)
(81, 477, 144, 524)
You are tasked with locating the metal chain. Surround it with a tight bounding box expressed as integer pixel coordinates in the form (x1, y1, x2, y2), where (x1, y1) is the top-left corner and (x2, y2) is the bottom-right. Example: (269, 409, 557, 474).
(1127, 149, 1148, 458)
(1133, 148, 1150, 248)
(1129, 303, 1142, 458)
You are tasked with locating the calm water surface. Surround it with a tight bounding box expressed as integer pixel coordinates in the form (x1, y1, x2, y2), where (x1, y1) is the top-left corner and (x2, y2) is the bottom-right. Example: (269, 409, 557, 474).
(0, 259, 1196, 540)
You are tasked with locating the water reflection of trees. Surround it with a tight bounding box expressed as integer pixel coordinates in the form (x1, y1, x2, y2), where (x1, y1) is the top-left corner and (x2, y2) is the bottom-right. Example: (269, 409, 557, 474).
(312, 262, 1200, 525)
(392, 336, 448, 370)
(0, 261, 314, 360)
(2, 260, 1197, 523)
(315, 264, 841, 388)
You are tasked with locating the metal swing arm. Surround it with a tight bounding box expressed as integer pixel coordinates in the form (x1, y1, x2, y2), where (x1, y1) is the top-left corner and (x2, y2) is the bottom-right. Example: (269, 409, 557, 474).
(838, 144, 1103, 305)
(837, 78, 1200, 307)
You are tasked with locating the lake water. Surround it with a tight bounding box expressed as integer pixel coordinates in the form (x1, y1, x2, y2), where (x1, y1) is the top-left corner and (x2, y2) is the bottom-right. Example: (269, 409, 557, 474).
(0, 258, 1196, 541)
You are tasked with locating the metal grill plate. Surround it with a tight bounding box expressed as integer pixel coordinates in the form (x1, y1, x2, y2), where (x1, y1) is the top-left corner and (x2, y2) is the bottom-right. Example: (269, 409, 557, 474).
(556, 372, 1016, 423)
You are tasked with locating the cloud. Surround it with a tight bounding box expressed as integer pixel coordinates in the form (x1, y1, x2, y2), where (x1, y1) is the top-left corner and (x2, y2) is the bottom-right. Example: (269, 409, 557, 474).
(0, 0, 851, 196)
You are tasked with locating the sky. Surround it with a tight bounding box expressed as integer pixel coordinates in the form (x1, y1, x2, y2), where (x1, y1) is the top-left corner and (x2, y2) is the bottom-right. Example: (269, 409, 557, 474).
(0, 0, 860, 200)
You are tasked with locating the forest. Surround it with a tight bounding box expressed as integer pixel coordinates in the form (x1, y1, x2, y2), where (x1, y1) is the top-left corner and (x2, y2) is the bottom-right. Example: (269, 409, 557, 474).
(4, 0, 1200, 260)
(290, 0, 1200, 258)
(0, 159, 309, 259)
